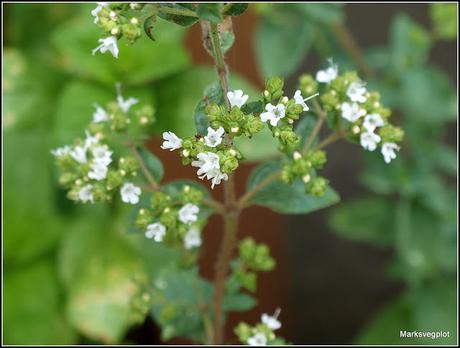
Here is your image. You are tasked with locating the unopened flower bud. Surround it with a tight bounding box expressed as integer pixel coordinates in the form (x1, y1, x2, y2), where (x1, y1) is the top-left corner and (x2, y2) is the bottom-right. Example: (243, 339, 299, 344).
(231, 126, 239, 133)
(293, 151, 302, 161)
(140, 116, 148, 125)
(184, 185, 190, 193)
(111, 27, 119, 35)
(130, 17, 139, 25)
(281, 96, 289, 104)
(182, 149, 190, 157)
(302, 174, 311, 183)
(120, 169, 126, 176)
(263, 90, 270, 98)
(229, 149, 237, 156)
(353, 125, 360, 134)
(109, 11, 117, 20)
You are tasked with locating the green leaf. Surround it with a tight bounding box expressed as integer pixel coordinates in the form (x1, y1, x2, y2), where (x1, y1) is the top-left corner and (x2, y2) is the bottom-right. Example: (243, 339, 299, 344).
(197, 3, 223, 24)
(52, 14, 190, 85)
(194, 82, 223, 135)
(60, 214, 147, 343)
(220, 29, 235, 53)
(144, 15, 157, 41)
(430, 3, 458, 40)
(256, 10, 315, 78)
(150, 267, 212, 342)
(223, 292, 256, 312)
(398, 67, 457, 124)
(4, 131, 62, 266)
(294, 114, 317, 149)
(223, 4, 249, 17)
(390, 13, 432, 71)
(328, 197, 396, 246)
(246, 161, 340, 214)
(4, 260, 76, 344)
(294, 3, 344, 25)
(158, 4, 199, 27)
(138, 147, 164, 182)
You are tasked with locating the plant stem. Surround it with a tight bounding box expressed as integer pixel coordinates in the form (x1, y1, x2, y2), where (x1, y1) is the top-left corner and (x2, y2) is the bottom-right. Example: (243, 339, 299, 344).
(157, 5, 198, 18)
(332, 22, 374, 79)
(302, 100, 328, 155)
(209, 22, 230, 109)
(128, 143, 161, 191)
(315, 131, 345, 150)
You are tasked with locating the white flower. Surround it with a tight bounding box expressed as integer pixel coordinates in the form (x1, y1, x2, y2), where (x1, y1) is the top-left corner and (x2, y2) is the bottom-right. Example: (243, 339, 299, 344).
(84, 130, 99, 148)
(261, 308, 282, 330)
(191, 152, 228, 189)
(381, 142, 400, 163)
(160, 131, 182, 151)
(51, 145, 71, 157)
(204, 127, 225, 148)
(184, 227, 202, 249)
(210, 170, 228, 189)
(227, 89, 248, 108)
(347, 81, 367, 103)
(260, 103, 286, 126)
(293, 90, 319, 112)
(117, 94, 138, 113)
(91, 2, 109, 24)
(316, 58, 338, 83)
(92, 36, 119, 58)
(120, 182, 141, 204)
(78, 184, 94, 203)
(91, 145, 112, 166)
(178, 203, 199, 224)
(88, 161, 108, 181)
(145, 222, 166, 242)
(70, 145, 87, 164)
(363, 113, 384, 132)
(360, 131, 381, 151)
(248, 332, 267, 346)
(93, 104, 109, 123)
(341, 102, 366, 123)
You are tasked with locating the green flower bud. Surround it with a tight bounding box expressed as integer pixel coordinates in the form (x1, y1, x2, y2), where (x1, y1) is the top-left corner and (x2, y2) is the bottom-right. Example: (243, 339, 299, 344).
(265, 76, 284, 100)
(59, 172, 78, 187)
(160, 210, 177, 229)
(119, 156, 139, 173)
(306, 177, 328, 197)
(286, 99, 303, 120)
(234, 322, 253, 343)
(107, 170, 123, 190)
(379, 125, 404, 143)
(205, 103, 221, 121)
(92, 183, 111, 202)
(307, 150, 327, 169)
(135, 208, 153, 229)
(220, 153, 239, 173)
(136, 104, 155, 126)
(151, 191, 171, 210)
(181, 185, 204, 204)
(244, 115, 264, 136)
(299, 74, 318, 95)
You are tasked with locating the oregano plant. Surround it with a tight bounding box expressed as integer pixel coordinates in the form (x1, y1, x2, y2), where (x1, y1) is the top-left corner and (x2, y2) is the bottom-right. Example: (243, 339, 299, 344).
(51, 3, 405, 345)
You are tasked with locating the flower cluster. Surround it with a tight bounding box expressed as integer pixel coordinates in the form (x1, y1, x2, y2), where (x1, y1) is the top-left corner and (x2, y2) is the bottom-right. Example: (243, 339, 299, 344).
(315, 59, 404, 163)
(281, 150, 329, 196)
(235, 309, 286, 346)
(261, 77, 319, 153)
(91, 2, 145, 58)
(227, 238, 275, 293)
(135, 185, 205, 252)
(52, 87, 155, 205)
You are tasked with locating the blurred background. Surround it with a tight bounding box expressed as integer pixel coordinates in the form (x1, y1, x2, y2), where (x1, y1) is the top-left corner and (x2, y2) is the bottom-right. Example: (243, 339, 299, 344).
(3, 2, 457, 345)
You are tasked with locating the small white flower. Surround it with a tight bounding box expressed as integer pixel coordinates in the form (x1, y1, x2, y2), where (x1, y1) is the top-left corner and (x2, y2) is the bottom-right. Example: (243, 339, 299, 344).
(184, 227, 202, 249)
(316, 58, 338, 83)
(88, 161, 108, 181)
(178, 203, 199, 224)
(363, 113, 384, 132)
(261, 308, 282, 330)
(360, 131, 381, 151)
(341, 102, 366, 123)
(204, 127, 225, 148)
(227, 89, 248, 109)
(70, 145, 87, 164)
(92, 36, 119, 58)
(248, 332, 267, 346)
(260, 103, 286, 126)
(210, 169, 228, 189)
(91, 2, 109, 24)
(145, 222, 166, 242)
(293, 90, 319, 112)
(381, 142, 400, 163)
(120, 182, 141, 204)
(78, 184, 94, 203)
(347, 81, 367, 103)
(51, 145, 71, 157)
(93, 104, 109, 123)
(91, 145, 112, 166)
(130, 2, 139, 10)
(161, 131, 182, 151)
(117, 94, 138, 113)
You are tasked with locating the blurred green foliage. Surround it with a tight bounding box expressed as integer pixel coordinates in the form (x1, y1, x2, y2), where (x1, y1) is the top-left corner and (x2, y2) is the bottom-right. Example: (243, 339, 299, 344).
(3, 3, 262, 344)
